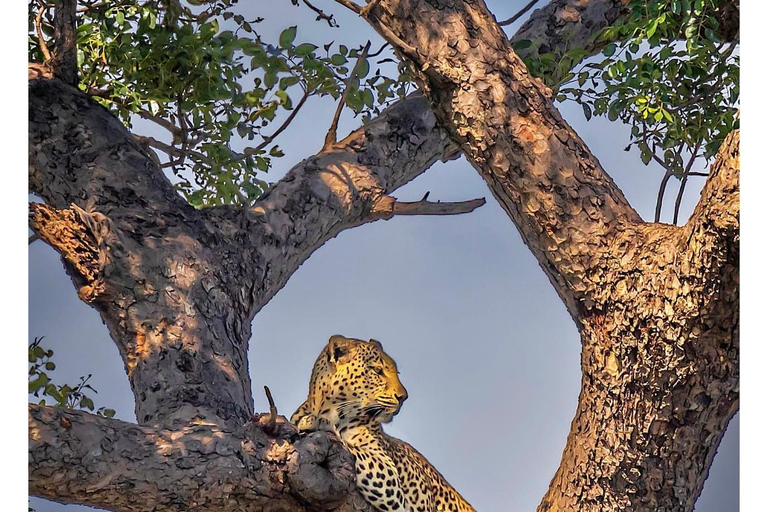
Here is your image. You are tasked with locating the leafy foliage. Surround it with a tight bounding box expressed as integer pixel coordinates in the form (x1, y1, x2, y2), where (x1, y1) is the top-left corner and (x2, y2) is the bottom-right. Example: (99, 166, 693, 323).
(518, 0, 738, 184)
(28, 0, 409, 206)
(29, 337, 116, 417)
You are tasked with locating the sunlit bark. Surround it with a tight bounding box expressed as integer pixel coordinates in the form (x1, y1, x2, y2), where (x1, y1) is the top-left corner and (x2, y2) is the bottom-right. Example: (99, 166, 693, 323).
(352, 1, 739, 510)
(28, 1, 738, 511)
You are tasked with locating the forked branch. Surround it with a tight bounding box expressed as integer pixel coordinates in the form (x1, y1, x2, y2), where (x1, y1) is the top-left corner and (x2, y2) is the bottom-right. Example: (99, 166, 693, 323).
(324, 41, 372, 150)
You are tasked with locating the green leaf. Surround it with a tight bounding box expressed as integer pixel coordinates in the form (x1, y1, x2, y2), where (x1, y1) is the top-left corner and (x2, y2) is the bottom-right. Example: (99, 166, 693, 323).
(512, 39, 532, 51)
(275, 90, 292, 109)
(279, 76, 300, 89)
(29, 374, 49, 394)
(361, 89, 374, 108)
(582, 103, 592, 121)
(602, 43, 617, 57)
(330, 54, 347, 66)
(355, 59, 370, 79)
(646, 20, 658, 38)
(80, 396, 95, 411)
(279, 26, 297, 49)
(293, 43, 317, 57)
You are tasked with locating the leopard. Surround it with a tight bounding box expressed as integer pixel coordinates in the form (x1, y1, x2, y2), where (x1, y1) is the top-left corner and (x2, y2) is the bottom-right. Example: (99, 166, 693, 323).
(291, 335, 477, 512)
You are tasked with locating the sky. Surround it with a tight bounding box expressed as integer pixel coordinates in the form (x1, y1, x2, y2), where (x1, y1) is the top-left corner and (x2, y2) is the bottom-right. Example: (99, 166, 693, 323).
(28, 2, 738, 512)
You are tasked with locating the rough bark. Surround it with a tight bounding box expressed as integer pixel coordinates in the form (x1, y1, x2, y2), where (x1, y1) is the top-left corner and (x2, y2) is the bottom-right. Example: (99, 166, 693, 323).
(354, 1, 739, 511)
(50, 0, 78, 85)
(29, 74, 461, 428)
(362, 0, 643, 321)
(539, 131, 739, 511)
(28, 1, 738, 511)
(29, 404, 368, 512)
(29, 75, 452, 510)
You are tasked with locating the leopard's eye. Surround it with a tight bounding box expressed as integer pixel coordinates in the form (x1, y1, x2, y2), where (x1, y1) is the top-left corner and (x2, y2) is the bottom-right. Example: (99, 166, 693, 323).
(369, 366, 384, 376)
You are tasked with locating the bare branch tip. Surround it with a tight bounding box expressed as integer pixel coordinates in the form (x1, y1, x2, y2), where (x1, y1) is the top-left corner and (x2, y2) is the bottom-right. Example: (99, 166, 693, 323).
(498, 0, 540, 27)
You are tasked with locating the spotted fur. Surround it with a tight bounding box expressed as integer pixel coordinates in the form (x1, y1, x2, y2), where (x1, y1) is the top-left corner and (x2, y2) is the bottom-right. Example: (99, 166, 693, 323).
(291, 335, 476, 512)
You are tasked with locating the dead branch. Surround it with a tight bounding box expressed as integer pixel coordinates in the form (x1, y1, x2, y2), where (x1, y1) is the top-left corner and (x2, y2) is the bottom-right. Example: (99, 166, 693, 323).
(301, 0, 339, 27)
(370, 195, 486, 220)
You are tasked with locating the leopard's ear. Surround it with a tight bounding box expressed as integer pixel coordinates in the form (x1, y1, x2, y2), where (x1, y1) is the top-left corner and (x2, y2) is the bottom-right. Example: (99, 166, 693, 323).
(369, 338, 383, 350)
(328, 335, 355, 364)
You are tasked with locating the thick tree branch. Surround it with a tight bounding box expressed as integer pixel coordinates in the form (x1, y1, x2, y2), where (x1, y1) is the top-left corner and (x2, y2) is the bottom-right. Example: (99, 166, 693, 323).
(240, 93, 457, 315)
(29, 78, 189, 216)
(541, 133, 739, 511)
(360, 0, 642, 321)
(29, 404, 372, 512)
(26, 0, 656, 432)
(685, 130, 739, 244)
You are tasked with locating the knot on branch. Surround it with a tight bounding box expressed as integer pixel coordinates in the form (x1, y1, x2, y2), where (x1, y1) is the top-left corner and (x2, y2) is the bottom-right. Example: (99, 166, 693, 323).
(240, 410, 358, 510)
(286, 432, 357, 510)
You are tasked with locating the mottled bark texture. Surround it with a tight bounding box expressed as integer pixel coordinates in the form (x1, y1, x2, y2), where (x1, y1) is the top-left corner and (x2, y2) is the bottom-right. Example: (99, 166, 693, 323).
(29, 1, 738, 511)
(356, 1, 738, 511)
(29, 404, 367, 512)
(29, 74, 453, 510)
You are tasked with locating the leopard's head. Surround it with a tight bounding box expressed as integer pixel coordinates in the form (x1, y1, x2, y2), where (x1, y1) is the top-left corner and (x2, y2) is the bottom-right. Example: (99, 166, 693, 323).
(304, 335, 408, 430)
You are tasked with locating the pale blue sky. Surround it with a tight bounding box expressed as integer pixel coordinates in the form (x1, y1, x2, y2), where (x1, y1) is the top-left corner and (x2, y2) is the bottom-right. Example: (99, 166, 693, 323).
(28, 2, 737, 511)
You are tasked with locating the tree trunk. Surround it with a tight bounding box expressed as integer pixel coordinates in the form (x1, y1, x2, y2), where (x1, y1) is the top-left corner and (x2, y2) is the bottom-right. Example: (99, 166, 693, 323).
(354, 1, 739, 510)
(28, 1, 738, 511)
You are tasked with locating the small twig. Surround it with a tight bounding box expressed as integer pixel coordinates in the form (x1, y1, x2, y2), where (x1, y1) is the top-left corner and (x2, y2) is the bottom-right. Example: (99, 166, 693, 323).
(323, 41, 371, 150)
(133, 135, 215, 168)
(368, 42, 390, 58)
(498, 0, 540, 27)
(35, 1, 52, 61)
(253, 87, 313, 153)
(264, 385, 278, 432)
(672, 140, 703, 225)
(136, 110, 183, 137)
(301, 0, 338, 27)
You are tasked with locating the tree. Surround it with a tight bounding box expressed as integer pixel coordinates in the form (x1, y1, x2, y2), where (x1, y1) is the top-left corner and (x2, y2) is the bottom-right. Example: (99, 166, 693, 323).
(28, 1, 739, 512)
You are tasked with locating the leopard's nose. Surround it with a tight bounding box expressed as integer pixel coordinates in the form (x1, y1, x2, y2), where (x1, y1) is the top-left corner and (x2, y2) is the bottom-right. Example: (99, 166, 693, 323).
(395, 391, 408, 404)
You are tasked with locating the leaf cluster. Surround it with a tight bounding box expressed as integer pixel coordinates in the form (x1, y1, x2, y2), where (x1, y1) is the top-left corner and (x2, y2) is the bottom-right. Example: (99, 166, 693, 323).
(518, 0, 738, 181)
(28, 1, 410, 207)
(28, 337, 116, 418)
